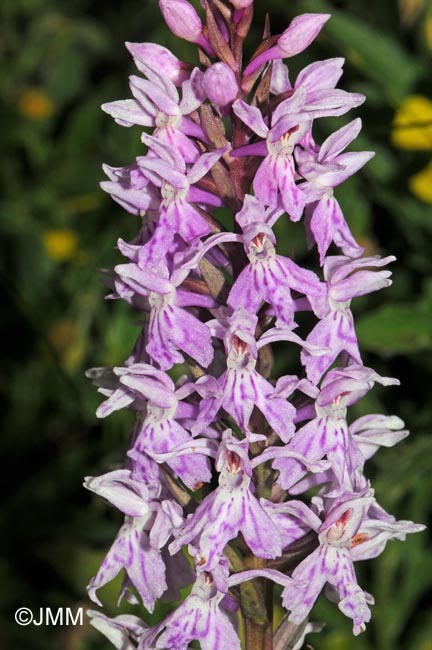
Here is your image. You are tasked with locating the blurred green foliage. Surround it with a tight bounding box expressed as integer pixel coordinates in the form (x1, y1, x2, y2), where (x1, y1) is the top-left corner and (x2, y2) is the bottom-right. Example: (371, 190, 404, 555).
(0, 1, 431, 649)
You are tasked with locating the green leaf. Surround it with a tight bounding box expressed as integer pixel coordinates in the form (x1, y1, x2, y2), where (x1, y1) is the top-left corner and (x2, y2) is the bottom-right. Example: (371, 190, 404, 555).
(46, 47, 87, 102)
(356, 302, 432, 354)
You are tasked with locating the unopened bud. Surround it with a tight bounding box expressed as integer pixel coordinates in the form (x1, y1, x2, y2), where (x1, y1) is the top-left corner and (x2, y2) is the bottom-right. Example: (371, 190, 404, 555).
(278, 13, 330, 57)
(202, 63, 239, 106)
(159, 0, 203, 43)
(243, 12, 330, 82)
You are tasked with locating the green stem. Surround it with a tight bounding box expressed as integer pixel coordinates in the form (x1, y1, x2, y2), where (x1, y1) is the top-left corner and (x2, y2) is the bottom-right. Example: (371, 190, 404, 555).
(241, 557, 273, 650)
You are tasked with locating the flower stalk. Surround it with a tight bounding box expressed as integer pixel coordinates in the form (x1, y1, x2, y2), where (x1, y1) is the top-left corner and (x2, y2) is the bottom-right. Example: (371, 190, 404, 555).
(85, 2, 425, 649)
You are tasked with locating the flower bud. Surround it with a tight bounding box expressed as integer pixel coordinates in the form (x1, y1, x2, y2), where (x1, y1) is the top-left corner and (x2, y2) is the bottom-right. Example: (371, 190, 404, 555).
(243, 12, 330, 81)
(202, 63, 239, 106)
(278, 13, 330, 57)
(159, 0, 203, 43)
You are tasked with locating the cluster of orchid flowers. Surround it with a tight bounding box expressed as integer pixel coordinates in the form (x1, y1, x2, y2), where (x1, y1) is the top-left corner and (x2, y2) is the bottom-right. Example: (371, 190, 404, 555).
(85, 2, 425, 649)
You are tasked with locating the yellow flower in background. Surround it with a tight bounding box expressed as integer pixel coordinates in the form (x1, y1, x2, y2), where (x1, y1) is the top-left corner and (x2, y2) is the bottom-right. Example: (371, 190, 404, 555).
(398, 0, 425, 25)
(48, 319, 85, 371)
(420, 639, 432, 650)
(42, 229, 78, 262)
(392, 95, 432, 150)
(409, 159, 432, 203)
(426, 10, 432, 50)
(392, 95, 432, 203)
(18, 88, 54, 120)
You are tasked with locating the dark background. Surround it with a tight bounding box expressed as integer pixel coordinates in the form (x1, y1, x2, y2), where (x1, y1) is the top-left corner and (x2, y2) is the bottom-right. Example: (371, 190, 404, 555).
(1, 0, 431, 648)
